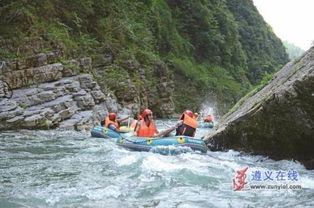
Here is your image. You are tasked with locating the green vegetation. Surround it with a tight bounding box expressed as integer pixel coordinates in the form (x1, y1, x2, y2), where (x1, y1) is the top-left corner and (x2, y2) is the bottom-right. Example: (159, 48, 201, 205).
(0, 0, 289, 114)
(18, 103, 28, 109)
(62, 60, 81, 71)
(227, 0, 289, 84)
(169, 57, 248, 112)
(283, 41, 305, 60)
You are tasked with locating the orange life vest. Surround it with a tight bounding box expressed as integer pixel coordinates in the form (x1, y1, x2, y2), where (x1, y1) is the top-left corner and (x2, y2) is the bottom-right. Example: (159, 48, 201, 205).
(105, 117, 119, 129)
(176, 114, 198, 137)
(137, 120, 158, 137)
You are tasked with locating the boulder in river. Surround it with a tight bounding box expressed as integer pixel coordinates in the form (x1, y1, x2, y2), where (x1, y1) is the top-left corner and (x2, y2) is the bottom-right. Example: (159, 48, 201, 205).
(204, 47, 314, 169)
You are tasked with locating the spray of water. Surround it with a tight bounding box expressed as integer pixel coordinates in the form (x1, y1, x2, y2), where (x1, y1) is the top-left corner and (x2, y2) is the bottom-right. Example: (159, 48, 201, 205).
(198, 102, 219, 125)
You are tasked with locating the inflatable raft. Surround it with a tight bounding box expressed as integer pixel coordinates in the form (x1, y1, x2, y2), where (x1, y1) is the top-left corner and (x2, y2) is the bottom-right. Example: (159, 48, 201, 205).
(116, 136, 208, 153)
(91, 126, 208, 153)
(119, 126, 134, 132)
(198, 122, 214, 128)
(91, 125, 130, 139)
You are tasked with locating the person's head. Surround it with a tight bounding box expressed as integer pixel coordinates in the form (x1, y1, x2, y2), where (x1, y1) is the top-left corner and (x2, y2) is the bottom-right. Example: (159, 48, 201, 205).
(108, 113, 117, 121)
(194, 112, 199, 118)
(141, 109, 153, 120)
(204, 114, 213, 122)
(180, 110, 194, 120)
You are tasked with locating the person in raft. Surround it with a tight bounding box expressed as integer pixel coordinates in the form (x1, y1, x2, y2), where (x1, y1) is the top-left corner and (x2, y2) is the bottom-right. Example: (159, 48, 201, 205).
(175, 110, 198, 137)
(135, 109, 159, 137)
(135, 109, 181, 138)
(203, 114, 213, 123)
(193, 112, 199, 120)
(103, 113, 130, 133)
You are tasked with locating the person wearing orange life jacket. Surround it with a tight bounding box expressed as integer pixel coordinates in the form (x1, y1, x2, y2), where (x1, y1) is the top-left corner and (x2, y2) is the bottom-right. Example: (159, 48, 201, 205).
(135, 109, 159, 137)
(175, 110, 198, 137)
(103, 113, 130, 133)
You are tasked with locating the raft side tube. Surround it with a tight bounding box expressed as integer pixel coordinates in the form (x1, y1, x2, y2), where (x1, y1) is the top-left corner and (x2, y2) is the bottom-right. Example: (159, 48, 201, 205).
(91, 125, 123, 139)
(198, 122, 214, 128)
(116, 136, 208, 153)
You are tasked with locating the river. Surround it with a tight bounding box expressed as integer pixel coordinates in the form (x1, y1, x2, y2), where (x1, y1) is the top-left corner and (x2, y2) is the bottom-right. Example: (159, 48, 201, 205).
(0, 120, 313, 208)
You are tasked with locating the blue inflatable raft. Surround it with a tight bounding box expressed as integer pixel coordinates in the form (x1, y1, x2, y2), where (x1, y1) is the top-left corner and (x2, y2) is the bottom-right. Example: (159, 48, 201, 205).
(91, 125, 128, 139)
(91, 125, 208, 153)
(198, 122, 214, 128)
(116, 136, 208, 153)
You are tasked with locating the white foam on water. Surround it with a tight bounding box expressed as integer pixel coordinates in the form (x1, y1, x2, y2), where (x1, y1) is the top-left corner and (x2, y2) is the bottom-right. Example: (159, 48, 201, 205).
(300, 176, 314, 189)
(140, 152, 219, 179)
(116, 155, 138, 166)
(1, 130, 314, 208)
(45, 195, 60, 206)
(179, 153, 215, 174)
(141, 154, 185, 172)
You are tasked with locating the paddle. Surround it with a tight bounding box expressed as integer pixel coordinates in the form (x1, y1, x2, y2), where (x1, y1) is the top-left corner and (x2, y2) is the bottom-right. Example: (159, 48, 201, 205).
(154, 126, 176, 138)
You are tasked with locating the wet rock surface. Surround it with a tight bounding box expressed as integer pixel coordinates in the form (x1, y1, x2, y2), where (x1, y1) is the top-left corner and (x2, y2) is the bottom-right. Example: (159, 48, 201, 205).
(204, 47, 314, 169)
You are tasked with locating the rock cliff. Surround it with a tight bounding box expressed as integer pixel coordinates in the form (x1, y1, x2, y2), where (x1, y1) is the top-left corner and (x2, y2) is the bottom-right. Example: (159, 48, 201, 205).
(0, 39, 132, 130)
(204, 47, 314, 169)
(0, 74, 129, 131)
(0, 36, 176, 130)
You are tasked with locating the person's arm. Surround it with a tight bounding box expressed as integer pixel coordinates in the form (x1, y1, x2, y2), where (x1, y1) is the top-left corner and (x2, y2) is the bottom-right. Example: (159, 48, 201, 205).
(117, 116, 130, 123)
(154, 121, 182, 138)
(134, 121, 140, 131)
(108, 124, 117, 132)
(154, 126, 174, 138)
(134, 121, 141, 136)
(108, 124, 128, 133)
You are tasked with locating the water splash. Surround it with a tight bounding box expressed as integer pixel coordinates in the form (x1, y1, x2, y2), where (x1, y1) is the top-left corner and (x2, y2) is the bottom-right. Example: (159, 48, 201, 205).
(150, 146, 193, 155)
(0, 129, 313, 208)
(198, 103, 217, 121)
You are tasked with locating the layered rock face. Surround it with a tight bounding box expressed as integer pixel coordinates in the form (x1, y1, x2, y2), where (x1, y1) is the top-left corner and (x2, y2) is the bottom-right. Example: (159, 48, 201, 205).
(0, 74, 129, 131)
(0, 36, 175, 130)
(204, 47, 314, 169)
(0, 44, 131, 130)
